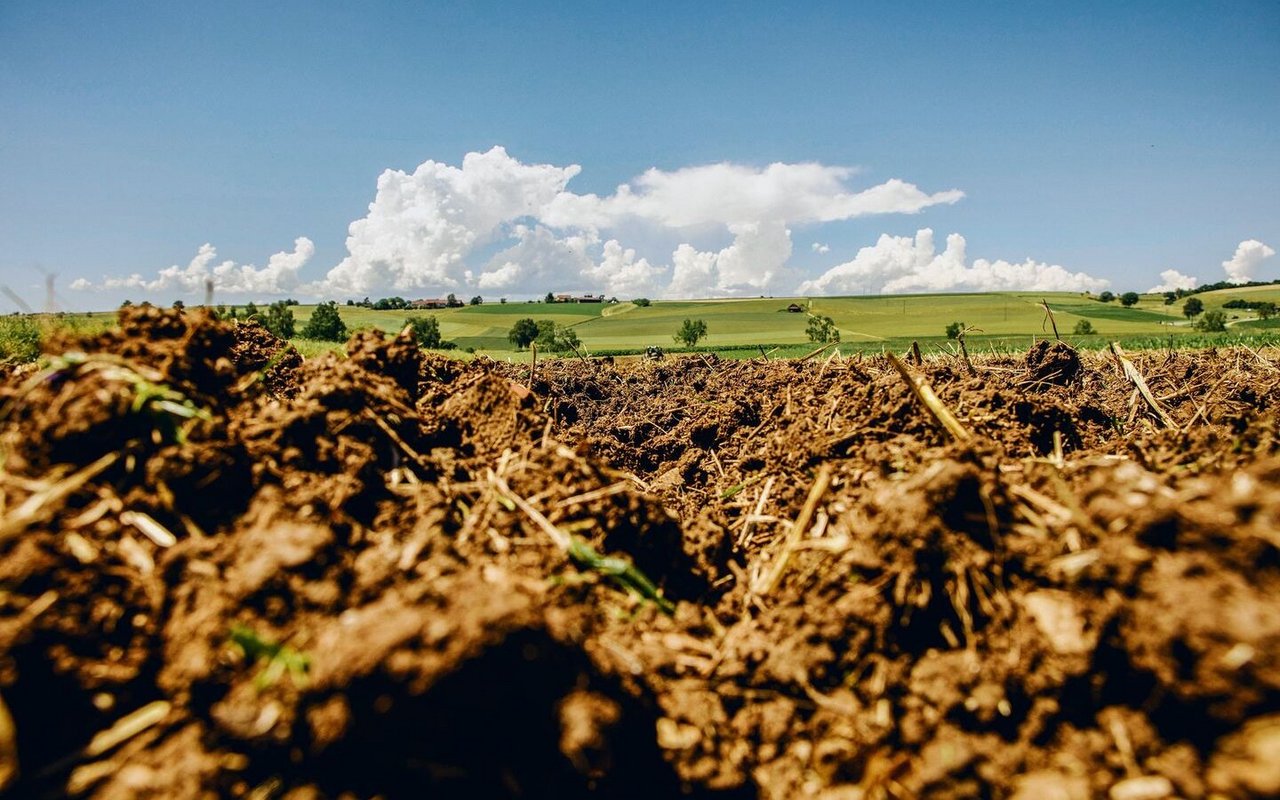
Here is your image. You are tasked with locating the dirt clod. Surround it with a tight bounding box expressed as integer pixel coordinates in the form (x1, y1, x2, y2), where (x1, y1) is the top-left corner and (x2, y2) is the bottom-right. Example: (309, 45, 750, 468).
(2, 309, 1279, 798)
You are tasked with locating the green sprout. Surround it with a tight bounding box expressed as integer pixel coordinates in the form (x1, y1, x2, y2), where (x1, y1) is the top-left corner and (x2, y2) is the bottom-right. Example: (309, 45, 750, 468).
(2, 352, 212, 443)
(228, 624, 311, 690)
(566, 536, 675, 615)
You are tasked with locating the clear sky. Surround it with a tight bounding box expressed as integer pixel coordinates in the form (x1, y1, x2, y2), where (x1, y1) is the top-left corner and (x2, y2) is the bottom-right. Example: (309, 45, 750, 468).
(2, 1, 1277, 309)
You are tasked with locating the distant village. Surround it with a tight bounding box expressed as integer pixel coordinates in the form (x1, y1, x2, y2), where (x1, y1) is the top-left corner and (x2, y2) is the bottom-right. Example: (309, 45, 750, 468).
(403, 292, 611, 309)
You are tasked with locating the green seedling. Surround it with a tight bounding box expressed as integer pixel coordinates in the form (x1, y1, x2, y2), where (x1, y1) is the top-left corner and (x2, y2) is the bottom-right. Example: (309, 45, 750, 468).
(3, 352, 212, 443)
(566, 536, 675, 615)
(719, 473, 762, 500)
(228, 625, 311, 690)
(492, 472, 678, 616)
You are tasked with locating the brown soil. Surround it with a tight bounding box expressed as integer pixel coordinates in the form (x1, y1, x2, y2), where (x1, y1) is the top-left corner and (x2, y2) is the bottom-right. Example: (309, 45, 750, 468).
(1, 308, 1278, 798)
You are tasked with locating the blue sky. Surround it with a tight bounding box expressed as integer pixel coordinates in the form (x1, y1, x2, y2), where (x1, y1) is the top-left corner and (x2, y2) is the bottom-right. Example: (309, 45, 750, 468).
(1, 1, 1277, 309)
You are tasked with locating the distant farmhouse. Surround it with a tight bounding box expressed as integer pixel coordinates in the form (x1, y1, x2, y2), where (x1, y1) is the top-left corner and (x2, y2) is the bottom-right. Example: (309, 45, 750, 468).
(553, 293, 604, 303)
(410, 298, 448, 309)
(786, 303, 804, 313)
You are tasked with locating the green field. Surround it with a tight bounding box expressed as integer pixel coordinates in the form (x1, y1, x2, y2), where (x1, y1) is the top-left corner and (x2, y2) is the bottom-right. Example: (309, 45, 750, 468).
(277, 288, 1275, 359)
(13, 288, 1279, 365)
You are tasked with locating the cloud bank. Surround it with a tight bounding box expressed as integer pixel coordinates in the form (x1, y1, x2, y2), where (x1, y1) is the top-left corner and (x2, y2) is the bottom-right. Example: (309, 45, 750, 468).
(320, 146, 964, 298)
(1222, 239, 1277, 284)
(798, 229, 1109, 295)
(72, 238, 315, 295)
(71, 148, 1140, 300)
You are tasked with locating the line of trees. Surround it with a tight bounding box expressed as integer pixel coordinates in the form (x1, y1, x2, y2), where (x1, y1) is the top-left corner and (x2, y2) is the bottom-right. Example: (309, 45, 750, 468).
(1096, 291, 1140, 306)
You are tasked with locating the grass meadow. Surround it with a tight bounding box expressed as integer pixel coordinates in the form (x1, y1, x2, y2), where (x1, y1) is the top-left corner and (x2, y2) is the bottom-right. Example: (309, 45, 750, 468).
(7, 286, 1280, 364)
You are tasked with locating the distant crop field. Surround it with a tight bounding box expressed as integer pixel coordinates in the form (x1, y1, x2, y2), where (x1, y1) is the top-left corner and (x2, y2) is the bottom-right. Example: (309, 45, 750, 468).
(281, 289, 1270, 358)
(23, 287, 1278, 365)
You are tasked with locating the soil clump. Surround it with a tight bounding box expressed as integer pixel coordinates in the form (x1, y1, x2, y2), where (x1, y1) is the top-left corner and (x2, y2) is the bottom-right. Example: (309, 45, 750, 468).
(1, 309, 1278, 798)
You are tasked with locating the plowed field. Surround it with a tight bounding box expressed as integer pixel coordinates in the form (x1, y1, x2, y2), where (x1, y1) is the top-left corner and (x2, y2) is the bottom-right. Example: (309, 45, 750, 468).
(1, 307, 1277, 799)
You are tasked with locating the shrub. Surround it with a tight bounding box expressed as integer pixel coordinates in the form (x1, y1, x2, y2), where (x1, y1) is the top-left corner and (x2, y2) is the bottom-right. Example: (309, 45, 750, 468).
(469, 295, 482, 306)
(1183, 297, 1204, 319)
(300, 301, 348, 341)
(674, 319, 708, 347)
(535, 321, 581, 352)
(263, 301, 296, 339)
(0, 316, 42, 363)
(404, 315, 444, 349)
(945, 321, 965, 339)
(1073, 320, 1096, 335)
(806, 314, 840, 343)
(1098, 291, 1115, 303)
(1195, 310, 1227, 332)
(633, 298, 652, 307)
(1120, 292, 1140, 307)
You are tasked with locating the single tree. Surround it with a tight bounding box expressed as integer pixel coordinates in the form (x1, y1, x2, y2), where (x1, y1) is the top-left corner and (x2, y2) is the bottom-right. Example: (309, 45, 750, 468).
(806, 314, 840, 343)
(1120, 292, 1140, 307)
(244, 301, 260, 319)
(469, 295, 483, 306)
(529, 319, 553, 348)
(120, 299, 133, 308)
(544, 291, 556, 304)
(555, 325, 582, 352)
(945, 321, 965, 339)
(536, 322, 581, 353)
(1098, 291, 1116, 303)
(499, 297, 507, 304)
(346, 299, 355, 306)
(263, 301, 296, 339)
(300, 301, 347, 341)
(404, 315, 444, 348)
(633, 298, 652, 307)
(172, 300, 185, 311)
(1196, 309, 1227, 332)
(507, 318, 539, 349)
(1183, 297, 1204, 319)
(1258, 302, 1278, 321)
(674, 318, 708, 348)
(1073, 319, 1096, 335)
(1163, 292, 1177, 305)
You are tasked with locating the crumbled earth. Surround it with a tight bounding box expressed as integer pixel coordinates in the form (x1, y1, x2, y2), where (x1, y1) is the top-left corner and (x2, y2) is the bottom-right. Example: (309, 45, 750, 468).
(0, 306, 1278, 798)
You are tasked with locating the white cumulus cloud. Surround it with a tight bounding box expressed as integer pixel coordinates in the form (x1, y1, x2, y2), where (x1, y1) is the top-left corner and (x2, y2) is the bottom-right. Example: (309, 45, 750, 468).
(797, 229, 1109, 295)
(811, 242, 830, 254)
(318, 147, 963, 298)
(75, 238, 314, 295)
(76, 149, 977, 301)
(1148, 269, 1198, 293)
(668, 221, 794, 298)
(1222, 239, 1276, 284)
